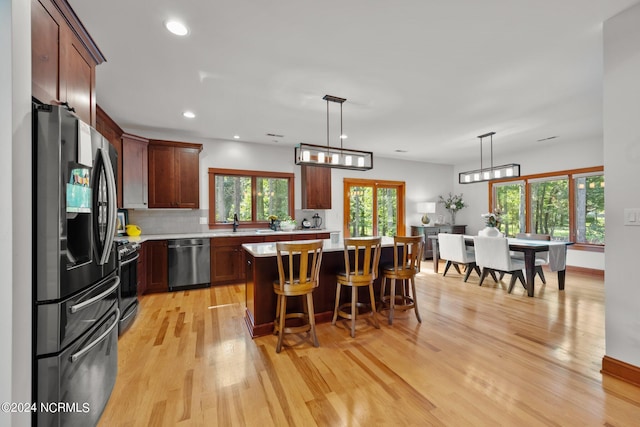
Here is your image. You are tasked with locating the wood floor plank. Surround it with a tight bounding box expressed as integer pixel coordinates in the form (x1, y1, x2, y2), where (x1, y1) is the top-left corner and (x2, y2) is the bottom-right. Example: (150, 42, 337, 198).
(98, 264, 640, 426)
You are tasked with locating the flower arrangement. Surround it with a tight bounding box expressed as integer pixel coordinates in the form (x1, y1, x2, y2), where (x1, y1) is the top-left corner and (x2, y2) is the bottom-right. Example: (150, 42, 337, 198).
(438, 193, 466, 212)
(481, 211, 502, 228)
(438, 193, 466, 224)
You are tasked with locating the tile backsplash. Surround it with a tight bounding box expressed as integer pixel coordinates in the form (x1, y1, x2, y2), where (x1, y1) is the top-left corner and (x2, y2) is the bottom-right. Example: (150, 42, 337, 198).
(127, 209, 210, 234)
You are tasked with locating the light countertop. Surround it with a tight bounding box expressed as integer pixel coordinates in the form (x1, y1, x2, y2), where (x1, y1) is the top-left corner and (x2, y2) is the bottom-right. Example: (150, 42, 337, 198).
(115, 229, 338, 244)
(242, 236, 395, 257)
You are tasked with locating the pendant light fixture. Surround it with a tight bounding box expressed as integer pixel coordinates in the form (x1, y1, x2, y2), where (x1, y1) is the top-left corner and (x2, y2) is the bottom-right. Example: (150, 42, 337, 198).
(295, 95, 373, 171)
(458, 131, 520, 184)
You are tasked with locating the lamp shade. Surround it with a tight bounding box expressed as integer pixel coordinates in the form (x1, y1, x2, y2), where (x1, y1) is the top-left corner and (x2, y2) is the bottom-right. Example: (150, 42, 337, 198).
(417, 202, 436, 213)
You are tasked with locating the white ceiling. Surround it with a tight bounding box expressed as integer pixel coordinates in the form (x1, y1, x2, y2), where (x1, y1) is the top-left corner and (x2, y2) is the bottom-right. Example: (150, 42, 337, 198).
(69, 0, 638, 166)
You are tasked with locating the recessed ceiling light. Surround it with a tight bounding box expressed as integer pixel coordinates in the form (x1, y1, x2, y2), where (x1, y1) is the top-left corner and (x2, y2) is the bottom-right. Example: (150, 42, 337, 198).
(233, 135, 240, 139)
(183, 111, 195, 119)
(165, 20, 189, 36)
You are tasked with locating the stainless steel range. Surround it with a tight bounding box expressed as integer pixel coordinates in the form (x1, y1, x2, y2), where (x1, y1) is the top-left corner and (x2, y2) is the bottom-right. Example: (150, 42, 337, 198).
(116, 240, 140, 334)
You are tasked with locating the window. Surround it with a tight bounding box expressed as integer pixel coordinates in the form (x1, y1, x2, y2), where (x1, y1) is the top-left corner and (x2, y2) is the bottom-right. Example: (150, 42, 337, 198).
(208, 168, 294, 227)
(344, 179, 405, 237)
(490, 166, 604, 249)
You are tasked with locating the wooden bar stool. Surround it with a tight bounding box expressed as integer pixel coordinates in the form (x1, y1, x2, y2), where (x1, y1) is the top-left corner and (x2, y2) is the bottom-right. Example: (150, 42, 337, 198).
(273, 240, 323, 353)
(380, 235, 424, 325)
(332, 237, 382, 338)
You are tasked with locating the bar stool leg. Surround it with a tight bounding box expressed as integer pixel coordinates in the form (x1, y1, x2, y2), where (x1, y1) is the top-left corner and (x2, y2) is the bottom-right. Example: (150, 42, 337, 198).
(411, 277, 421, 323)
(307, 293, 319, 347)
(276, 295, 287, 353)
(368, 283, 380, 329)
(389, 278, 396, 325)
(332, 283, 341, 325)
(351, 286, 357, 338)
(273, 294, 281, 335)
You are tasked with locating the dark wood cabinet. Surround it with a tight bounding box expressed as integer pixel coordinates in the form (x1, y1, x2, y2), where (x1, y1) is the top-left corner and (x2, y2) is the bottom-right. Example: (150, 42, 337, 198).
(148, 140, 202, 208)
(301, 165, 331, 209)
(411, 225, 466, 259)
(137, 243, 147, 296)
(210, 233, 330, 286)
(31, 0, 105, 125)
(122, 134, 149, 209)
(211, 236, 265, 285)
(96, 106, 123, 208)
(145, 240, 168, 293)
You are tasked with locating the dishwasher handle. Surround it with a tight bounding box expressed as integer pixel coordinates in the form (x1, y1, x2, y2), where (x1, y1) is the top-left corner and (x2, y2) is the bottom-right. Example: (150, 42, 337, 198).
(168, 243, 210, 249)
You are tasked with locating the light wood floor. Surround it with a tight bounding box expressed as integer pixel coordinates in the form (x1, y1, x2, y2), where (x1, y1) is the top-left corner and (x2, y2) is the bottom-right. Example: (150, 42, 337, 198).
(99, 263, 640, 426)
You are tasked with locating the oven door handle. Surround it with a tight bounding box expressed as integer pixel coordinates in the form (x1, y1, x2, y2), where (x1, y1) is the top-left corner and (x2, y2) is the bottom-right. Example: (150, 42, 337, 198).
(69, 276, 120, 314)
(119, 253, 140, 267)
(70, 308, 120, 363)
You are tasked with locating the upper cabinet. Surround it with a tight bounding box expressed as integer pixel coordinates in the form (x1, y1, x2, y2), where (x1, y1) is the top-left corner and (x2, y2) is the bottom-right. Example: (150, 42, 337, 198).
(122, 134, 149, 209)
(96, 106, 123, 208)
(31, 0, 105, 126)
(148, 140, 202, 209)
(301, 165, 332, 209)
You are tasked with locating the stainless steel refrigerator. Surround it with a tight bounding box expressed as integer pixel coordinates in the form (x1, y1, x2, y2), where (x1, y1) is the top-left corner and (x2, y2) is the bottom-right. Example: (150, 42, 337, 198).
(33, 103, 119, 426)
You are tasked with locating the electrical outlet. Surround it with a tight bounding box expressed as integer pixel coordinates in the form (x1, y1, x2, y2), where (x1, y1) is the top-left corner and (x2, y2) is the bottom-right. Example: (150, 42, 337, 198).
(199, 217, 207, 225)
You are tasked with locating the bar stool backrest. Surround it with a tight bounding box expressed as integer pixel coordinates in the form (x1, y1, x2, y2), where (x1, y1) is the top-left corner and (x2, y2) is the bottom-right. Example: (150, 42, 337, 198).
(342, 237, 382, 284)
(275, 240, 323, 292)
(390, 235, 424, 277)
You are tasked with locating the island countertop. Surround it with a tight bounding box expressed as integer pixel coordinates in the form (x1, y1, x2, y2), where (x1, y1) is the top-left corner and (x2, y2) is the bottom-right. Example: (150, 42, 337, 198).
(241, 235, 395, 257)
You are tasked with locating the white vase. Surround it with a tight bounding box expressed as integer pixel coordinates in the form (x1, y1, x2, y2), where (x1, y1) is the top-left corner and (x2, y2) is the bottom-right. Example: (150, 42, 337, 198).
(478, 226, 502, 237)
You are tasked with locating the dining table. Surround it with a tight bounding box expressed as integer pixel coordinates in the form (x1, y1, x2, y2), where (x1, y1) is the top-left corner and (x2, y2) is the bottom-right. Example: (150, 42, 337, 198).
(429, 235, 574, 297)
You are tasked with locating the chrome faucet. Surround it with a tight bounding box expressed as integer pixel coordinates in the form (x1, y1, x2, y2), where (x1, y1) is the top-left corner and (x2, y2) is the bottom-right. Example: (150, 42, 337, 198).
(232, 213, 239, 232)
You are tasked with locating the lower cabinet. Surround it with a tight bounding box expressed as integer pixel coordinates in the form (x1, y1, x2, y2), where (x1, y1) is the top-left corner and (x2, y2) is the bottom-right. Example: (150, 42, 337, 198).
(137, 243, 147, 296)
(145, 240, 168, 293)
(411, 225, 466, 259)
(211, 232, 332, 285)
(211, 236, 265, 285)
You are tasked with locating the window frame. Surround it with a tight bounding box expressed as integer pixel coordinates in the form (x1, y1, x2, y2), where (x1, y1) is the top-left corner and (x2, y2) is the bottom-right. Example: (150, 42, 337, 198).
(343, 178, 406, 238)
(488, 166, 604, 252)
(208, 168, 294, 229)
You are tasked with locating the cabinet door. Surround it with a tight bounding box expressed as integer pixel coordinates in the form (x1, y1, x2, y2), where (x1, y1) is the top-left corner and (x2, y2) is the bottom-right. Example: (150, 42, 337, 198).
(64, 40, 94, 124)
(31, 0, 61, 105)
(211, 245, 240, 283)
(174, 147, 200, 208)
(146, 240, 168, 293)
(148, 145, 176, 208)
(122, 135, 149, 209)
(96, 107, 123, 208)
(301, 165, 331, 209)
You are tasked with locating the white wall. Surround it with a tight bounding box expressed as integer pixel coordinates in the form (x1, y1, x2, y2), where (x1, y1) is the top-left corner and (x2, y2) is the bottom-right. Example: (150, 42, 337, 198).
(132, 131, 456, 235)
(5, 0, 32, 426)
(603, 2, 640, 367)
(451, 135, 605, 269)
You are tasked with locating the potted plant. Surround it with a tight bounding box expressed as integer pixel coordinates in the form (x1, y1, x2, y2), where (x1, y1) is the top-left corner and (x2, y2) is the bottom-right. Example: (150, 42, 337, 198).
(279, 216, 297, 232)
(479, 210, 503, 237)
(438, 193, 466, 225)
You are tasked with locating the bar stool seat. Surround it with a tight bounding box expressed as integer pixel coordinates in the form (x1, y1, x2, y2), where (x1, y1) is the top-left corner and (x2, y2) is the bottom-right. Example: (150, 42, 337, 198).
(273, 240, 323, 353)
(379, 235, 424, 325)
(332, 237, 382, 338)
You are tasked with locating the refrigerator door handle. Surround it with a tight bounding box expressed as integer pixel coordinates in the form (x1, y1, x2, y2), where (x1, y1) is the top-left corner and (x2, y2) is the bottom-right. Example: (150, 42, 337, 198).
(70, 308, 120, 363)
(98, 146, 118, 265)
(69, 276, 120, 314)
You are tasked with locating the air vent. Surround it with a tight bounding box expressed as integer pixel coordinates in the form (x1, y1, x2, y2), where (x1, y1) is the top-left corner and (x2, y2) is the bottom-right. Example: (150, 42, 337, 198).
(266, 133, 284, 138)
(395, 149, 408, 153)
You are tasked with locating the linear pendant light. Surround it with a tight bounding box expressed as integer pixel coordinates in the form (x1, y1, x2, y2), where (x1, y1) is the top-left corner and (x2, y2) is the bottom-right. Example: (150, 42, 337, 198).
(294, 95, 373, 171)
(459, 131, 520, 184)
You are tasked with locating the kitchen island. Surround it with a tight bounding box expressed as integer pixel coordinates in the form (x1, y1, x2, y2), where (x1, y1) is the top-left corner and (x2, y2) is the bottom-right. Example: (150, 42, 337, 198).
(242, 237, 395, 337)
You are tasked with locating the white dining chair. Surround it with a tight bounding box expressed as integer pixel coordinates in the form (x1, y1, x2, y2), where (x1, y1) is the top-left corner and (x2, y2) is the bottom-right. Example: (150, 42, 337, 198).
(473, 236, 526, 293)
(512, 233, 550, 284)
(437, 233, 480, 282)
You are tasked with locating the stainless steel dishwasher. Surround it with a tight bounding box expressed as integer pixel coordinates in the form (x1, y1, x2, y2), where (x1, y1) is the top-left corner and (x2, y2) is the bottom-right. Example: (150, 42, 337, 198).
(168, 238, 211, 291)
